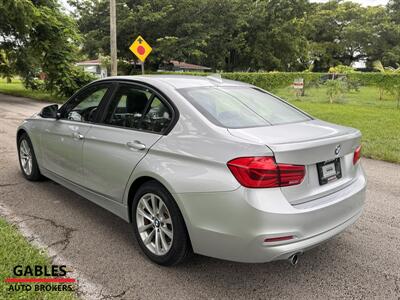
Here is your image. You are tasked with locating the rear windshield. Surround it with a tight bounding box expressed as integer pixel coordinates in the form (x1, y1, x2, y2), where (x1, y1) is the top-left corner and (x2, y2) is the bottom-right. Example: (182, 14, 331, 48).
(178, 86, 311, 128)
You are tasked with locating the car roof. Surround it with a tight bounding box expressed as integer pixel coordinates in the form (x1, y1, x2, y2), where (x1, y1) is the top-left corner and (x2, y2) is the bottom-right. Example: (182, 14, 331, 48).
(95, 74, 251, 89)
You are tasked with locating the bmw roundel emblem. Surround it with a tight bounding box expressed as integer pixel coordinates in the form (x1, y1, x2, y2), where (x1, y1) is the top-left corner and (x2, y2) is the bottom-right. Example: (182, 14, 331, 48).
(335, 145, 341, 156)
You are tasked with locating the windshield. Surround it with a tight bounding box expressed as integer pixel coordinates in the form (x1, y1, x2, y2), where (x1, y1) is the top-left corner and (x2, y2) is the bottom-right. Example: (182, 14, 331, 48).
(178, 86, 311, 128)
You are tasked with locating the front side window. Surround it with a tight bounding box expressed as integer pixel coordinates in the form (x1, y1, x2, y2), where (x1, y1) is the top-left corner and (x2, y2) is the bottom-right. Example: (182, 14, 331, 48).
(104, 84, 172, 133)
(62, 85, 110, 122)
(178, 87, 311, 128)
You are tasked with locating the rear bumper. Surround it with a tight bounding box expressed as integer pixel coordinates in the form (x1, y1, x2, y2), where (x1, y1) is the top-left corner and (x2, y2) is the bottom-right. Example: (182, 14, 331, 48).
(174, 167, 366, 263)
(264, 208, 362, 261)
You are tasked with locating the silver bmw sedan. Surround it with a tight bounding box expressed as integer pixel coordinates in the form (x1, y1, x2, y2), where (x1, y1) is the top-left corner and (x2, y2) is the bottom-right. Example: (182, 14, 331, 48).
(16, 75, 366, 265)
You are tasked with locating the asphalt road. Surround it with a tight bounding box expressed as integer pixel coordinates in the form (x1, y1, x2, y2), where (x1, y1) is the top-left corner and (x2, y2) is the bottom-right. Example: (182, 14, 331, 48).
(0, 93, 399, 299)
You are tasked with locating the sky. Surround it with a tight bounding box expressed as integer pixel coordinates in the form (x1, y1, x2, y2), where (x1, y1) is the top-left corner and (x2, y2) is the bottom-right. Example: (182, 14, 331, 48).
(60, 0, 72, 12)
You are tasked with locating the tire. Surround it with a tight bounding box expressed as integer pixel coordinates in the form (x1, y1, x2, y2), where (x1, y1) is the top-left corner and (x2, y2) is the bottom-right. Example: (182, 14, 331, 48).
(17, 133, 43, 181)
(132, 180, 192, 266)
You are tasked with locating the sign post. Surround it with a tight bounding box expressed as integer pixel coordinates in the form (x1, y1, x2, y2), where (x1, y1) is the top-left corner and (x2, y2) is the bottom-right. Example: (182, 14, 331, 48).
(293, 78, 304, 97)
(129, 36, 152, 74)
(110, 0, 117, 76)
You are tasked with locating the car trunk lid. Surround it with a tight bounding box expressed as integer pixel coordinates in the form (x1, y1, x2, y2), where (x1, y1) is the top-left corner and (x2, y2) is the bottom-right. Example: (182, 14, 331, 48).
(228, 120, 362, 205)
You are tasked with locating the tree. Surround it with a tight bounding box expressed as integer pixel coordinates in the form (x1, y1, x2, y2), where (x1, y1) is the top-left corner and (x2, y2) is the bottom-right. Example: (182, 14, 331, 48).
(0, 0, 94, 96)
(69, 0, 400, 73)
(376, 0, 400, 67)
(69, 0, 312, 72)
(306, 1, 370, 71)
(245, 0, 311, 71)
(388, 0, 400, 23)
(361, 5, 400, 69)
(0, 50, 13, 83)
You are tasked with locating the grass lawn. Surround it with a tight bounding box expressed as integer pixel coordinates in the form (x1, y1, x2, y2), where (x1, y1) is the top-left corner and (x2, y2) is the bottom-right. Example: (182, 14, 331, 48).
(0, 218, 76, 299)
(275, 86, 400, 164)
(0, 78, 65, 103)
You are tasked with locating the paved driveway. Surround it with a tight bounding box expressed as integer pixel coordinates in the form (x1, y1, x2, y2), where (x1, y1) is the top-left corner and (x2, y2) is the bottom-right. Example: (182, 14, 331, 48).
(0, 93, 399, 299)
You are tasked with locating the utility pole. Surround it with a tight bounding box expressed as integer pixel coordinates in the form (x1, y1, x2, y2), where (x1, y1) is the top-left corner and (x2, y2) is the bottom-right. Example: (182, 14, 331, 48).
(110, 0, 117, 76)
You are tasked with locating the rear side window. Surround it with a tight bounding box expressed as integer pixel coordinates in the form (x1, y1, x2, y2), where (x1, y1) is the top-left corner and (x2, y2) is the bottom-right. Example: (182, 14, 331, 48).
(104, 84, 172, 133)
(141, 96, 172, 133)
(104, 85, 151, 129)
(178, 87, 310, 128)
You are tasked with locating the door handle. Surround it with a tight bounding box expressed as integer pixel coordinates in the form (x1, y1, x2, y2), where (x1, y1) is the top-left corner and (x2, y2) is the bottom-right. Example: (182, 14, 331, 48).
(126, 140, 146, 151)
(72, 132, 84, 140)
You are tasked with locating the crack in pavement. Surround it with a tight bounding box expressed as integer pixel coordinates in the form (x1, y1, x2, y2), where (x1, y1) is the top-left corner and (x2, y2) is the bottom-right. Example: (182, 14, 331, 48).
(0, 150, 15, 154)
(10, 217, 35, 225)
(0, 182, 23, 187)
(20, 213, 77, 252)
(99, 288, 130, 300)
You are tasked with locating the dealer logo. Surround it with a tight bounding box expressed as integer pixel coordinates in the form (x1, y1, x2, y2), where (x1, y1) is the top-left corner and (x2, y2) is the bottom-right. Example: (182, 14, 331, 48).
(4, 265, 76, 293)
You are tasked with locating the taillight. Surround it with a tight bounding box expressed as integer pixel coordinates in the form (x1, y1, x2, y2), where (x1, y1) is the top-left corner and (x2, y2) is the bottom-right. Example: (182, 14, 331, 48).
(278, 163, 307, 187)
(227, 156, 305, 188)
(353, 145, 362, 165)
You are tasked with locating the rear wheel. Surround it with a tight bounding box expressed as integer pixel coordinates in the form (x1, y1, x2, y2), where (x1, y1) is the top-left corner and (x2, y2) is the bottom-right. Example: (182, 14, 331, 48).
(132, 181, 191, 266)
(18, 133, 42, 181)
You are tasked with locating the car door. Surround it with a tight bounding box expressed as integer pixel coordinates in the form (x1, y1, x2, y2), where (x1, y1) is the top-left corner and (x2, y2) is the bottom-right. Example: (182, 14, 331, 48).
(40, 83, 113, 184)
(82, 83, 174, 202)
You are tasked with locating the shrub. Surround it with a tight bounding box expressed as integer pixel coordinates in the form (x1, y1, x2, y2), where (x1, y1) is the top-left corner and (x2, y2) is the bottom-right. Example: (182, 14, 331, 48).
(221, 72, 321, 91)
(345, 77, 361, 92)
(23, 78, 45, 91)
(44, 66, 96, 97)
(325, 79, 347, 104)
(328, 65, 356, 74)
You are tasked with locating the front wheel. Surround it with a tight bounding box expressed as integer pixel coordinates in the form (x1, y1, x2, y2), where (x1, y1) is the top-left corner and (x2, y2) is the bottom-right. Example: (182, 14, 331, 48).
(17, 133, 43, 181)
(132, 181, 191, 266)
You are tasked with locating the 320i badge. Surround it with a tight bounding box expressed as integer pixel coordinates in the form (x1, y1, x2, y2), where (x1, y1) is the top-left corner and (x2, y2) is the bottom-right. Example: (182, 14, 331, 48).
(16, 75, 366, 266)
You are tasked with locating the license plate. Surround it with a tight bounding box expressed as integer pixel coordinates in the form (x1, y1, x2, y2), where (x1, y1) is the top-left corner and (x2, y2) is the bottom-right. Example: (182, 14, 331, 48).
(317, 158, 342, 185)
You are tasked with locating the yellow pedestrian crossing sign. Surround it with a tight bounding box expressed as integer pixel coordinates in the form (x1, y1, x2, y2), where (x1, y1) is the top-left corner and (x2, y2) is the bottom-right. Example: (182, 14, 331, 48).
(129, 36, 152, 62)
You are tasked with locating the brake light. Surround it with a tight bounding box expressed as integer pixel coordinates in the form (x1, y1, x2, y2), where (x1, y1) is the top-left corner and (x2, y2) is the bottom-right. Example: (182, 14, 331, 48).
(227, 156, 305, 188)
(353, 145, 362, 165)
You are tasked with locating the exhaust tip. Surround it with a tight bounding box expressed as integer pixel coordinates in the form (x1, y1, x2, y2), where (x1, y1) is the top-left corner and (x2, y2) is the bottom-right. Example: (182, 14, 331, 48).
(288, 253, 301, 265)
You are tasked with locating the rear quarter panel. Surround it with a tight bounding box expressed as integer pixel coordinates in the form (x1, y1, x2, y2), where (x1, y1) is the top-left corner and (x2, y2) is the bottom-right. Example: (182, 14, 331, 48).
(127, 121, 272, 197)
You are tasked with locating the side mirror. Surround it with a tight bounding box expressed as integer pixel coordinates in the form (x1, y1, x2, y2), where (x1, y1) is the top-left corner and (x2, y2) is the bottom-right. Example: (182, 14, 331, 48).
(40, 104, 59, 119)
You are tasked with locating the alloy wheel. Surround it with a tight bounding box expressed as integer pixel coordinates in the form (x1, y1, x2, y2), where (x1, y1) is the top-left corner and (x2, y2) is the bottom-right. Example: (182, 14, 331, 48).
(19, 139, 32, 176)
(136, 193, 173, 256)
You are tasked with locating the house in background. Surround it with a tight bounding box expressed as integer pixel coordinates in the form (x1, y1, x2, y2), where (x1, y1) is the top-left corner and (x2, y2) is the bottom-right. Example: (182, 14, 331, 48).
(76, 59, 107, 78)
(158, 60, 211, 72)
